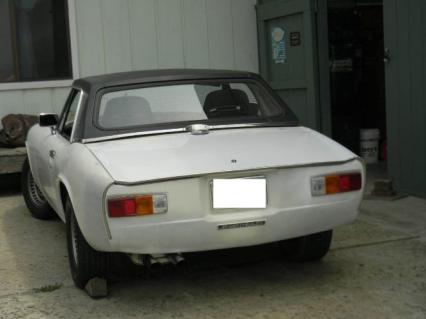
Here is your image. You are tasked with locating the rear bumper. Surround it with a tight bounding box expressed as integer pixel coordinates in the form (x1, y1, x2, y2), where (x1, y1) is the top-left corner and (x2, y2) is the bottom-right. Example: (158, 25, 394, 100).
(108, 200, 359, 254)
(101, 159, 364, 254)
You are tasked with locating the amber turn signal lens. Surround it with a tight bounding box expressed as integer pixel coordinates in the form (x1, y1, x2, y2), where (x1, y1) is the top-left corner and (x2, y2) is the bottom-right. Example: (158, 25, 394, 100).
(325, 175, 341, 194)
(135, 195, 154, 215)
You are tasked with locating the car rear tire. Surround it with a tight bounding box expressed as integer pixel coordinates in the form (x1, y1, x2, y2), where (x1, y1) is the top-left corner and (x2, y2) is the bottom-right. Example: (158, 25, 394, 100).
(279, 230, 333, 262)
(65, 198, 109, 289)
(21, 157, 56, 220)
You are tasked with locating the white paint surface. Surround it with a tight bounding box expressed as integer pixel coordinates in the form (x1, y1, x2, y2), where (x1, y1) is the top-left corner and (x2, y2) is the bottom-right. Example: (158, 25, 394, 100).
(86, 126, 357, 184)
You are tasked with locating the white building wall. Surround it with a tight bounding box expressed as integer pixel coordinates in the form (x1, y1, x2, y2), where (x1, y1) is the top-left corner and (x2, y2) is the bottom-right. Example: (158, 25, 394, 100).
(0, 0, 258, 124)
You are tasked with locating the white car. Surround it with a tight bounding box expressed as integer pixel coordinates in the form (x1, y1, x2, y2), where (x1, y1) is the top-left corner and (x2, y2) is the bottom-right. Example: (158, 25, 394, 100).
(22, 69, 364, 289)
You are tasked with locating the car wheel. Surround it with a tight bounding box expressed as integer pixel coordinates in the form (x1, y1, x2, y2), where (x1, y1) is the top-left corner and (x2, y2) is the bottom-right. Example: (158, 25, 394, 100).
(21, 157, 56, 220)
(65, 198, 109, 289)
(279, 230, 333, 262)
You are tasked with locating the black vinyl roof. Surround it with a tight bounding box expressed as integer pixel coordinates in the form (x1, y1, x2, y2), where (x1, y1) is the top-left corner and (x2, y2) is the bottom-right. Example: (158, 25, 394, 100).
(70, 69, 299, 141)
(73, 69, 259, 93)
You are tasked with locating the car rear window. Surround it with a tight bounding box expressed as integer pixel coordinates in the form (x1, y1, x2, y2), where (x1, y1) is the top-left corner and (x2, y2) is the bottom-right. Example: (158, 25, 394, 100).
(97, 81, 284, 129)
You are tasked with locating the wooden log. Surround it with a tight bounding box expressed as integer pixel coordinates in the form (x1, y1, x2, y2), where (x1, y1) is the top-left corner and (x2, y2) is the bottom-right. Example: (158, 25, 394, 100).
(0, 147, 27, 174)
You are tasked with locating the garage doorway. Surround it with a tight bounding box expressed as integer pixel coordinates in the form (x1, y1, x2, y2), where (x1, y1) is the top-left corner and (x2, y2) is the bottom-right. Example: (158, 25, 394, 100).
(328, 0, 387, 173)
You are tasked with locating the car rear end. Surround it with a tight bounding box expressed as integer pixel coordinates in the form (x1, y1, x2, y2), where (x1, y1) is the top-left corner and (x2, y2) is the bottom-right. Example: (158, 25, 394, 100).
(65, 70, 366, 290)
(104, 156, 364, 254)
(82, 73, 365, 255)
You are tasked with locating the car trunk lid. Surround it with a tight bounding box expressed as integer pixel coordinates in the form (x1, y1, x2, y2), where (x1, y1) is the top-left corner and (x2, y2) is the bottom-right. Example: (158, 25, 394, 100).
(85, 126, 357, 184)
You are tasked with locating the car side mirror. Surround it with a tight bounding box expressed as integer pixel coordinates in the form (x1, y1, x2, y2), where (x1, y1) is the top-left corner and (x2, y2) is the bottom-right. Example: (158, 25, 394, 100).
(39, 113, 59, 127)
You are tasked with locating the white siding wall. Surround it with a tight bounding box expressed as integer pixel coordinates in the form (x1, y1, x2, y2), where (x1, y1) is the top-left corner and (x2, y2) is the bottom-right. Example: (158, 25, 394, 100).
(0, 0, 259, 125)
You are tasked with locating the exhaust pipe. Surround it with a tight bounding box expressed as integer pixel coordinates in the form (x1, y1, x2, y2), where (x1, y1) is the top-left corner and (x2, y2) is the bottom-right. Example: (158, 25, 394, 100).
(129, 254, 144, 266)
(146, 256, 161, 271)
(148, 254, 170, 271)
(129, 253, 185, 269)
(168, 254, 186, 267)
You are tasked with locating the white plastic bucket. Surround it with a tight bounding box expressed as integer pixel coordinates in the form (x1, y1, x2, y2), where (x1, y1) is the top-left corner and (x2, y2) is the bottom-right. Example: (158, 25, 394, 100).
(360, 129, 380, 164)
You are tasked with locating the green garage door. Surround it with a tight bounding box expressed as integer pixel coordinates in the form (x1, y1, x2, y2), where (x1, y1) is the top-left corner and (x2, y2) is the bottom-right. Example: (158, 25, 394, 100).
(384, 0, 426, 198)
(257, 0, 330, 133)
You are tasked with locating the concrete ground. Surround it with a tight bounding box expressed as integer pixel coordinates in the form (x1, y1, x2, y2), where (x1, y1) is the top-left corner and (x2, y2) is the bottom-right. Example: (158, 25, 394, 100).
(0, 172, 425, 319)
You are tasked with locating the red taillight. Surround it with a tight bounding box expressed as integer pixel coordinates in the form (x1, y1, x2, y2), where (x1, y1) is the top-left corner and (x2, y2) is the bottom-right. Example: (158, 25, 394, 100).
(311, 172, 362, 196)
(108, 198, 137, 217)
(339, 173, 362, 192)
(326, 173, 362, 194)
(107, 194, 168, 217)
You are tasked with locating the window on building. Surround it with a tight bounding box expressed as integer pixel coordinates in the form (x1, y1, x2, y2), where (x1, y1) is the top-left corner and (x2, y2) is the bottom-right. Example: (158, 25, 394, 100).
(0, 0, 72, 83)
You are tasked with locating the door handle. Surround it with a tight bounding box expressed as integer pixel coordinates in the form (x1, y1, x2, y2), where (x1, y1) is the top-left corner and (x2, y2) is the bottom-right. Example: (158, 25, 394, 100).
(383, 48, 391, 64)
(49, 150, 56, 159)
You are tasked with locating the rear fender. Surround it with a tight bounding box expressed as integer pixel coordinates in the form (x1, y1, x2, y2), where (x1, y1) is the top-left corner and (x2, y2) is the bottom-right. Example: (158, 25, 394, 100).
(55, 176, 73, 222)
(59, 143, 114, 251)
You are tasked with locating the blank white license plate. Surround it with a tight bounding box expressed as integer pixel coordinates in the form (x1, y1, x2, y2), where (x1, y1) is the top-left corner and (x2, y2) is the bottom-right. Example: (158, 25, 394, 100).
(212, 178, 267, 209)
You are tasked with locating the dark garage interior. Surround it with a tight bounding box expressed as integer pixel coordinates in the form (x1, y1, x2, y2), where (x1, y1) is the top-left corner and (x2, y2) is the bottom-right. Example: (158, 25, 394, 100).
(328, 0, 386, 162)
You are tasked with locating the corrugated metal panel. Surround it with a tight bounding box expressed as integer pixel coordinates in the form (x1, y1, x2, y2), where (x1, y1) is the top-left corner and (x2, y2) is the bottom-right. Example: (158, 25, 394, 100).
(0, 88, 69, 119)
(102, 0, 133, 73)
(0, 0, 258, 123)
(75, 0, 106, 76)
(232, 0, 260, 71)
(205, 0, 235, 69)
(128, 0, 159, 69)
(182, 0, 210, 68)
(157, 0, 185, 68)
(75, 0, 258, 73)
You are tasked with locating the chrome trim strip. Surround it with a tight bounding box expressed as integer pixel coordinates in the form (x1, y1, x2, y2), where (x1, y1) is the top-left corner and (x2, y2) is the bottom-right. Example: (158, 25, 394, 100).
(210, 123, 270, 130)
(81, 123, 276, 144)
(83, 128, 187, 143)
(112, 157, 361, 186)
(102, 183, 114, 239)
(70, 89, 85, 143)
(218, 220, 266, 230)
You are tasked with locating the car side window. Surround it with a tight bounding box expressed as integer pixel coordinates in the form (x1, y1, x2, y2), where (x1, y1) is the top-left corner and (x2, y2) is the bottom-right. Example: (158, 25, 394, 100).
(59, 90, 82, 140)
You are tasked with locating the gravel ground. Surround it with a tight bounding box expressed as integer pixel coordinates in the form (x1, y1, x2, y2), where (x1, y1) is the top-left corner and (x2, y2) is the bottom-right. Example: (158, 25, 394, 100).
(0, 187, 425, 319)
